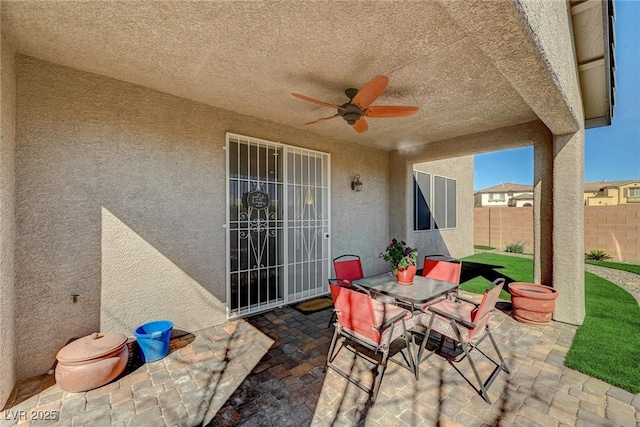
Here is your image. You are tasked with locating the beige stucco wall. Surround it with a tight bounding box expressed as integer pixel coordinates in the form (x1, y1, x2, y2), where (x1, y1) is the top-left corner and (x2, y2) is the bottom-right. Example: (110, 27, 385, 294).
(0, 33, 17, 409)
(534, 136, 553, 287)
(15, 55, 390, 379)
(517, 0, 583, 133)
(388, 121, 551, 268)
(412, 157, 474, 263)
(525, 0, 586, 325)
(552, 131, 586, 325)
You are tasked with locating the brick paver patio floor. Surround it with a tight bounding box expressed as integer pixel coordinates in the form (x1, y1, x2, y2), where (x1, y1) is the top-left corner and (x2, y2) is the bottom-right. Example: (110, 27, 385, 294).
(2, 291, 639, 426)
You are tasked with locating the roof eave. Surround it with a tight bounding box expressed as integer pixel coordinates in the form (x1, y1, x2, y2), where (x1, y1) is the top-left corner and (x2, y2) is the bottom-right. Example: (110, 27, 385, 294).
(573, 0, 616, 130)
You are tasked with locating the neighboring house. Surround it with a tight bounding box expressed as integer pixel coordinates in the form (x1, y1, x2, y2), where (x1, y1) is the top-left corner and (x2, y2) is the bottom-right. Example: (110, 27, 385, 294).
(0, 1, 615, 407)
(584, 180, 640, 205)
(508, 193, 534, 207)
(474, 183, 533, 207)
(476, 180, 640, 207)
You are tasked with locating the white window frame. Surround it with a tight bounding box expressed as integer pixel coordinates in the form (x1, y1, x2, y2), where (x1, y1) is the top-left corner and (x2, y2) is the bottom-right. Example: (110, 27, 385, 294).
(489, 192, 505, 202)
(628, 187, 640, 198)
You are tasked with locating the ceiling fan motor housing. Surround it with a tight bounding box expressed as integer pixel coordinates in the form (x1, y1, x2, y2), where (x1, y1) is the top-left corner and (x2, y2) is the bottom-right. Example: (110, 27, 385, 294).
(339, 103, 364, 125)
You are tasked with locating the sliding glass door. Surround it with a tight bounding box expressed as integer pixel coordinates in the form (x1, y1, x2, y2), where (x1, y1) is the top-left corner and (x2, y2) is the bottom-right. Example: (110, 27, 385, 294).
(226, 133, 331, 317)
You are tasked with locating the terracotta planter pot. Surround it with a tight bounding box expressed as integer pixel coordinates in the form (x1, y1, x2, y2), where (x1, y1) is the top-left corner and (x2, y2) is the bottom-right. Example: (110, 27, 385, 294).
(55, 332, 128, 392)
(396, 264, 417, 285)
(508, 282, 559, 325)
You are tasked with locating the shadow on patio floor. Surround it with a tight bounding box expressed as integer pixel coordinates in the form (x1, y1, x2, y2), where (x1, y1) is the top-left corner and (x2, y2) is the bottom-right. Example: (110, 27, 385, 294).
(4, 294, 635, 426)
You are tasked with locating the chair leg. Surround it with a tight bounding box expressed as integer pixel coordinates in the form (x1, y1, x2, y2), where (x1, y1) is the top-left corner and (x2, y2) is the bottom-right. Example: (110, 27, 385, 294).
(400, 318, 416, 380)
(370, 349, 390, 403)
(459, 340, 492, 404)
(324, 326, 340, 373)
(327, 310, 336, 328)
(437, 334, 446, 353)
(455, 325, 510, 404)
(416, 313, 436, 380)
(486, 326, 510, 374)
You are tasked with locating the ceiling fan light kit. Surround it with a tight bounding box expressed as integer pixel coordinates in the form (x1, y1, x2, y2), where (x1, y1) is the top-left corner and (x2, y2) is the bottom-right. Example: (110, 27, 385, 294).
(339, 103, 365, 125)
(292, 75, 419, 133)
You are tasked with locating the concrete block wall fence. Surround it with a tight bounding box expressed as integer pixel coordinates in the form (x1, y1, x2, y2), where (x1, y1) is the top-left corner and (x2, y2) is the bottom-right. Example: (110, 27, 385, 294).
(474, 205, 640, 263)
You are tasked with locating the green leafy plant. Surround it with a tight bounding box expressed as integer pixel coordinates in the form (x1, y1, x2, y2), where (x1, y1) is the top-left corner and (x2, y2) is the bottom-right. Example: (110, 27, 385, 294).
(585, 249, 611, 260)
(380, 239, 418, 275)
(505, 241, 525, 254)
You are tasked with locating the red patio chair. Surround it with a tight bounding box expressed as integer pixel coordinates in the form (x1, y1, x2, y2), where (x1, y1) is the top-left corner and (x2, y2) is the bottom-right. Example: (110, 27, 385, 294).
(416, 278, 509, 403)
(333, 254, 364, 283)
(326, 282, 417, 402)
(422, 257, 462, 283)
(327, 255, 364, 327)
(420, 257, 462, 309)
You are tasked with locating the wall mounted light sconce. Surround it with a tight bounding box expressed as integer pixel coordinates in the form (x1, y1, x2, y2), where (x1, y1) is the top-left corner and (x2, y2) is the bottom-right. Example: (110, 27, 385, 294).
(351, 174, 363, 192)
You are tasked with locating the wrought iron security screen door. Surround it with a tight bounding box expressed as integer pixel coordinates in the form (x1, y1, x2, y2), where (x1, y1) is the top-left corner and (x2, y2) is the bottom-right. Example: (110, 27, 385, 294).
(226, 133, 331, 317)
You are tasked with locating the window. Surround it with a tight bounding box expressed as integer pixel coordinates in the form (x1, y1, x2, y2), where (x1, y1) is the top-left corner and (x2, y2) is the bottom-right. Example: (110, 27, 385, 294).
(413, 171, 457, 231)
(413, 172, 431, 230)
(489, 192, 504, 201)
(628, 187, 640, 198)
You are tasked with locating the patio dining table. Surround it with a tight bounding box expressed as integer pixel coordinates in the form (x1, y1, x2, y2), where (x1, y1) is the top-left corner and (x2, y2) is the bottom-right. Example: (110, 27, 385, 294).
(352, 272, 458, 310)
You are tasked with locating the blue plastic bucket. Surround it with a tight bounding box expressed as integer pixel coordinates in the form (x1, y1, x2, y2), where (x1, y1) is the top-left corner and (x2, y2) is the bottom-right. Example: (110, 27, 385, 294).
(134, 320, 173, 362)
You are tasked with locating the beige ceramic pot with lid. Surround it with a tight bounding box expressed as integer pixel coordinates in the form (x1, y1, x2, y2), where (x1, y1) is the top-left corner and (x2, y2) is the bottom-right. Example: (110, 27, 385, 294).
(55, 332, 128, 392)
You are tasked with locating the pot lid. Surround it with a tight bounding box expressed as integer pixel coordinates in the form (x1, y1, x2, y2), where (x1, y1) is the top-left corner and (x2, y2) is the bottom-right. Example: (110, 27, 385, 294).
(56, 332, 127, 363)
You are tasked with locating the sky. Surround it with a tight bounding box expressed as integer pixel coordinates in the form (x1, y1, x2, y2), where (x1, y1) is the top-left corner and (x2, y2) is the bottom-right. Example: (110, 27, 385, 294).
(474, 0, 640, 191)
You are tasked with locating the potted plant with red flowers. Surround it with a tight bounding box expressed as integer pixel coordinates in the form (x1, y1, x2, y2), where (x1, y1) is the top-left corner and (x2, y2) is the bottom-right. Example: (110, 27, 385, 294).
(380, 239, 418, 285)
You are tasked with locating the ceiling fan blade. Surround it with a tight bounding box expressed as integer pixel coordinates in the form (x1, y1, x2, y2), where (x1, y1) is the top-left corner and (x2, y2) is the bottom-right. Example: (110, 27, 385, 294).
(352, 76, 389, 109)
(302, 114, 340, 125)
(292, 93, 344, 110)
(365, 106, 419, 118)
(352, 117, 368, 133)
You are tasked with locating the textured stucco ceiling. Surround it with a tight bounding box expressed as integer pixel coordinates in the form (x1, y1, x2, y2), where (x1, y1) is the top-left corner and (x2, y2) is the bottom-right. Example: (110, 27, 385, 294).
(1, 1, 541, 151)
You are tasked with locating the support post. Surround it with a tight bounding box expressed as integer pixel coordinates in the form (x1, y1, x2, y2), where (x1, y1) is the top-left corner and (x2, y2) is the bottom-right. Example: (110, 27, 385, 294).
(551, 130, 585, 325)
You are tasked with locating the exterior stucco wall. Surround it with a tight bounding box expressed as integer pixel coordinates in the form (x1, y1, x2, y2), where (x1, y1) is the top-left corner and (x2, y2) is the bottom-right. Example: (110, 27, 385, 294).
(534, 137, 553, 287)
(517, 0, 583, 127)
(0, 33, 17, 409)
(412, 157, 474, 263)
(444, 0, 587, 324)
(524, 0, 586, 325)
(390, 122, 551, 267)
(552, 131, 585, 324)
(15, 56, 390, 379)
(388, 152, 474, 267)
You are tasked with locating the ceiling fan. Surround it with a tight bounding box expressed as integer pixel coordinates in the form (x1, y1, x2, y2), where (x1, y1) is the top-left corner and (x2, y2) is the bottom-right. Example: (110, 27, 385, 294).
(292, 76, 419, 133)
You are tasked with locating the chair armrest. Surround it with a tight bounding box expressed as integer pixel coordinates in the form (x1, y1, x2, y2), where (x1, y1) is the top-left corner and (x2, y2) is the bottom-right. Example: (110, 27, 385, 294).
(329, 278, 354, 288)
(393, 300, 415, 311)
(350, 283, 372, 297)
(376, 307, 410, 331)
(429, 306, 476, 329)
(453, 294, 479, 307)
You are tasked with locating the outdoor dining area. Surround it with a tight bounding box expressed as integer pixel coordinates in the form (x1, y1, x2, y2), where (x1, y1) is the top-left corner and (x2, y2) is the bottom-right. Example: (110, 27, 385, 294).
(4, 244, 639, 426)
(324, 241, 509, 404)
(3, 278, 623, 427)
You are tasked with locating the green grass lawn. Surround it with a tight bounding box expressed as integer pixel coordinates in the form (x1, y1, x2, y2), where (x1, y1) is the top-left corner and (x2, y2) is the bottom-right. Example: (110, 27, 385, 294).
(460, 252, 533, 300)
(565, 273, 640, 393)
(460, 253, 640, 393)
